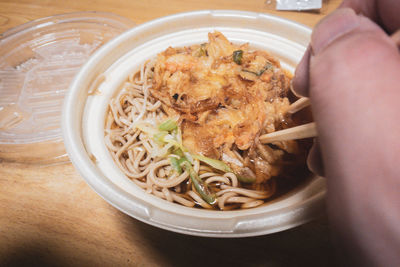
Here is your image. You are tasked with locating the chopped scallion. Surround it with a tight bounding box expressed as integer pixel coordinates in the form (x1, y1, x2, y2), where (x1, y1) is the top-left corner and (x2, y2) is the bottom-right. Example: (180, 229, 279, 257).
(170, 157, 182, 174)
(182, 161, 216, 205)
(158, 119, 178, 132)
(236, 175, 256, 183)
(153, 131, 168, 145)
(233, 50, 243, 65)
(193, 155, 232, 173)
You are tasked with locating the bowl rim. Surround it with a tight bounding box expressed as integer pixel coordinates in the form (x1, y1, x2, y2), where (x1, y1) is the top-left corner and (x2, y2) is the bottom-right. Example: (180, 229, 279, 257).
(62, 9, 326, 237)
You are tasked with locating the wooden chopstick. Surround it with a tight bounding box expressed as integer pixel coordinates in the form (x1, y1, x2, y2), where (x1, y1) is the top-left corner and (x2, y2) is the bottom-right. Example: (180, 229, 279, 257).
(287, 97, 310, 114)
(260, 98, 314, 144)
(260, 122, 317, 144)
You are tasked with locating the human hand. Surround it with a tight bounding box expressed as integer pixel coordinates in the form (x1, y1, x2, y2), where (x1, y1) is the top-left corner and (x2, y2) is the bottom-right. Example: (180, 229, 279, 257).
(292, 2, 400, 266)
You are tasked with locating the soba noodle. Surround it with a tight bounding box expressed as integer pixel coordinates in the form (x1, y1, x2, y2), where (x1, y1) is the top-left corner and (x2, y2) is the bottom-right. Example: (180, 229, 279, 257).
(105, 32, 308, 210)
(105, 60, 276, 210)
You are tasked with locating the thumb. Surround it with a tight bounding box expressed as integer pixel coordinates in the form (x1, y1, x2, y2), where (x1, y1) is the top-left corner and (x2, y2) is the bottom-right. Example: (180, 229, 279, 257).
(292, 8, 395, 176)
(292, 8, 376, 97)
(308, 8, 400, 266)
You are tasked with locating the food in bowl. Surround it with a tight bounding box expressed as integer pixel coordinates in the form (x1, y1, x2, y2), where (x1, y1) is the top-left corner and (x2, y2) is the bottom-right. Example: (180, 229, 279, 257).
(104, 31, 310, 210)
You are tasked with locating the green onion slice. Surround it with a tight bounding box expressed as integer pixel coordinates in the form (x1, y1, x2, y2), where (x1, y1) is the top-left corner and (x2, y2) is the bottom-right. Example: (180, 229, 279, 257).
(233, 50, 243, 65)
(169, 157, 182, 174)
(236, 174, 256, 183)
(182, 161, 216, 205)
(153, 131, 168, 145)
(158, 119, 178, 132)
(193, 155, 232, 173)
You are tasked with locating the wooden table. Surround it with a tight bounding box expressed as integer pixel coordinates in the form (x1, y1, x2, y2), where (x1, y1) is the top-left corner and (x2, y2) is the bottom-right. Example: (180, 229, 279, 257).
(0, 1, 341, 266)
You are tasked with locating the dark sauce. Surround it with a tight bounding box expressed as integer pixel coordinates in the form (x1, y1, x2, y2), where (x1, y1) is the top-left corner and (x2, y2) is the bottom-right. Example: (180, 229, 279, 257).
(270, 90, 315, 201)
(268, 138, 313, 202)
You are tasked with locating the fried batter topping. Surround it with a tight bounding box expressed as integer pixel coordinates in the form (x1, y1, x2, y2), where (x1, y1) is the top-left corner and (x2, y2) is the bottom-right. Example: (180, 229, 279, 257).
(150, 31, 296, 184)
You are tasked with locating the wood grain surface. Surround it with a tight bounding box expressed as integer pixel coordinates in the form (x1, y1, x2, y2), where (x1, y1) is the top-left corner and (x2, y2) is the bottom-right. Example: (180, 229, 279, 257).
(0, 0, 341, 266)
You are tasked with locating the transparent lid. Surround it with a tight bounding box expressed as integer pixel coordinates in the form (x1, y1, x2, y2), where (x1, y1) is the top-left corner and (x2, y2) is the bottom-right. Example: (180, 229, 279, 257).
(0, 11, 134, 163)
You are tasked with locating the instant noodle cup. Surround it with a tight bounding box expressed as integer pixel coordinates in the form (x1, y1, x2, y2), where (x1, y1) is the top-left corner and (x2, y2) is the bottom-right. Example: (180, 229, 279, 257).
(62, 10, 326, 237)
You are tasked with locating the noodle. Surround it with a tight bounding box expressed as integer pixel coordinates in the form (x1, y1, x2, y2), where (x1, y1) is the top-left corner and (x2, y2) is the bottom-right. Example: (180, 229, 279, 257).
(105, 32, 308, 210)
(104, 60, 279, 210)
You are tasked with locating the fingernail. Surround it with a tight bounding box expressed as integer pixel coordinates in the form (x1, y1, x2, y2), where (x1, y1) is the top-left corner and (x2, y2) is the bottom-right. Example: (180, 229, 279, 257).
(391, 29, 400, 48)
(311, 8, 360, 55)
(292, 45, 311, 97)
(307, 139, 325, 177)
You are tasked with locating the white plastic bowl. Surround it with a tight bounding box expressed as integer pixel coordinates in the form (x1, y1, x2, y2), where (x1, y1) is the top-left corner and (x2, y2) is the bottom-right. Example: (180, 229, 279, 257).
(62, 10, 326, 237)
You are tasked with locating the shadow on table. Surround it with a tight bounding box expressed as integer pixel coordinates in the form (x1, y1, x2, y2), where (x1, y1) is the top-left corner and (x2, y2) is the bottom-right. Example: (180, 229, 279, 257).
(119, 211, 336, 267)
(0, 240, 89, 267)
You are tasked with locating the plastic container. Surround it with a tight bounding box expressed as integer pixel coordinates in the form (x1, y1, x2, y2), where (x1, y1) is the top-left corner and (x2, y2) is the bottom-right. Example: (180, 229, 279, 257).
(0, 12, 134, 163)
(62, 10, 326, 237)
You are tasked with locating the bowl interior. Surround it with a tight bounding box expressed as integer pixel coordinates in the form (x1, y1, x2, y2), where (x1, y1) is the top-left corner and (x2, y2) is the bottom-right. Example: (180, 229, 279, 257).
(63, 10, 326, 237)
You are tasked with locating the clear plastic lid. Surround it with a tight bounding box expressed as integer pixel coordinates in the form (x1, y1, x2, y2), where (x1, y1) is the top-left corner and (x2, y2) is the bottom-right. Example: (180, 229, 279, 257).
(0, 11, 134, 163)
